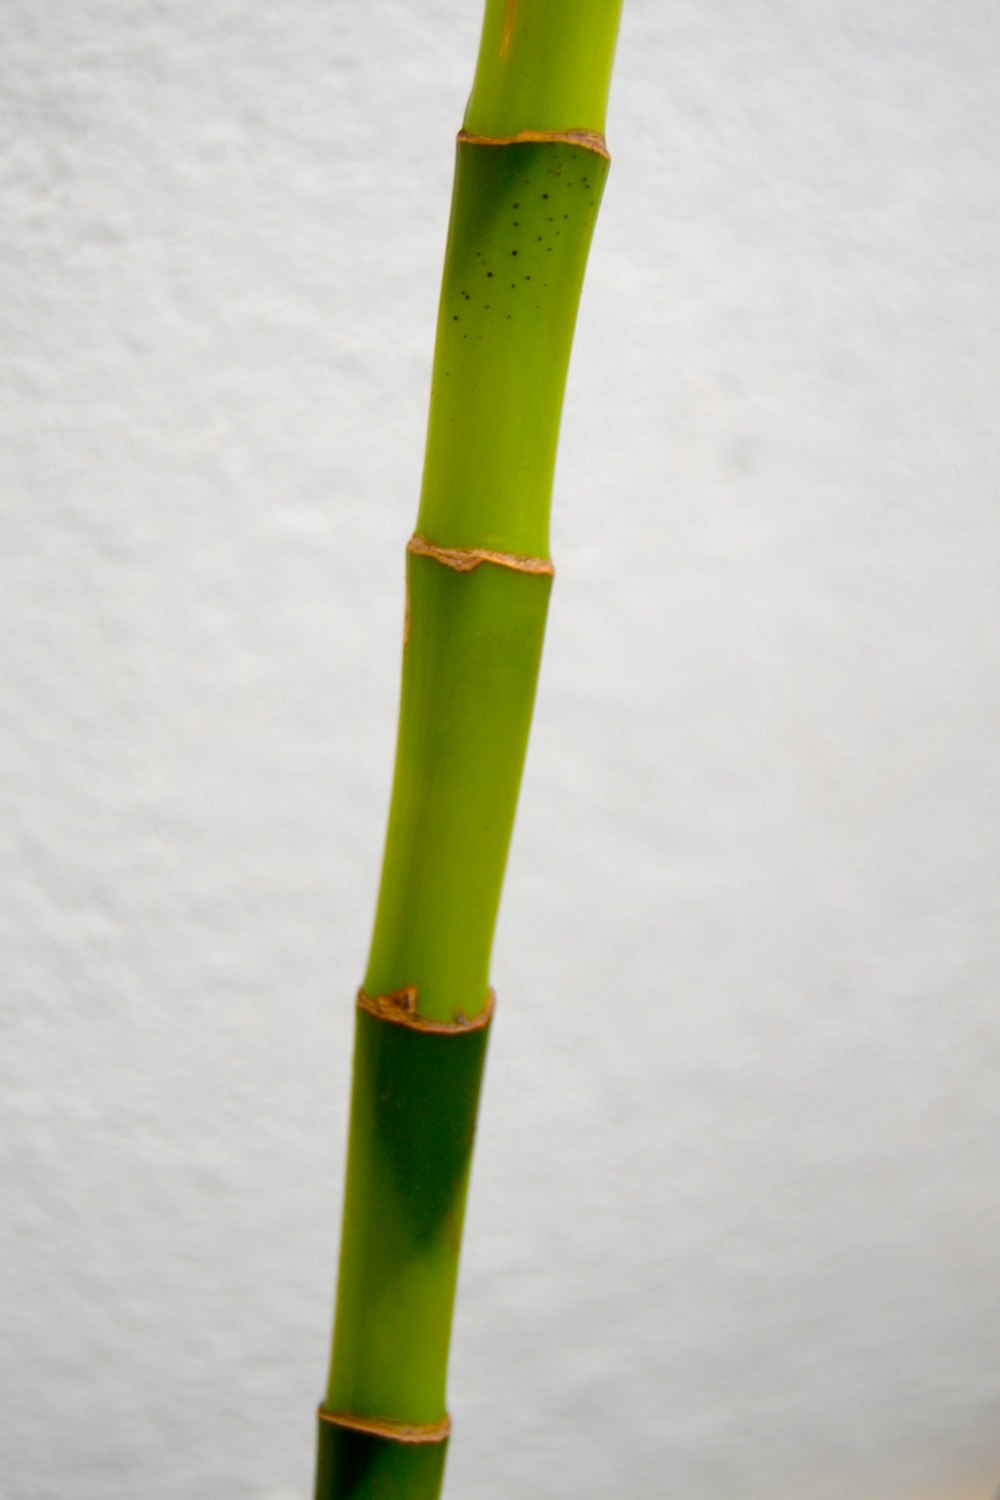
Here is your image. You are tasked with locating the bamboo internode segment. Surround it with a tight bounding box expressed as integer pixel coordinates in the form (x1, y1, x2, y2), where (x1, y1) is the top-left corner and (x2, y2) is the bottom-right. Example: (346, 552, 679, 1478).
(357, 986, 496, 1033)
(325, 1006, 493, 1438)
(318, 1407, 452, 1446)
(457, 127, 610, 161)
(407, 533, 554, 577)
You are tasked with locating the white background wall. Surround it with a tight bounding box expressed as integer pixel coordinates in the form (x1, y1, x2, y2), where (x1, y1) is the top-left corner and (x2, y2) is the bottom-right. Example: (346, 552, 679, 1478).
(2, 3, 999, 1497)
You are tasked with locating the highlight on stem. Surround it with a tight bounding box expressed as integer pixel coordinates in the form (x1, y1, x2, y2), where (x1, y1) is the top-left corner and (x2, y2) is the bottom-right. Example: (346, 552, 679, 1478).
(315, 4, 624, 1496)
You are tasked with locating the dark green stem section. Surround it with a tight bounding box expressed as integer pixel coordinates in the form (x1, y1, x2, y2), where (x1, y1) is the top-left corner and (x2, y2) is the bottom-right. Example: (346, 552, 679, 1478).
(327, 1008, 492, 1422)
(318, 4, 622, 1497)
(315, 1417, 448, 1500)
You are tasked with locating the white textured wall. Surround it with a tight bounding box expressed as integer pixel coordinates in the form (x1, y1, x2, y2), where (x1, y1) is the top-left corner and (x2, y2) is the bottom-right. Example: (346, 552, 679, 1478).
(2, 3, 999, 1497)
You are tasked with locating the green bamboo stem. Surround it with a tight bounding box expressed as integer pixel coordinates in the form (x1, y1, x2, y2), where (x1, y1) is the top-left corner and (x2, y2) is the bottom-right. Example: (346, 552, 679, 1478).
(317, 5, 623, 1496)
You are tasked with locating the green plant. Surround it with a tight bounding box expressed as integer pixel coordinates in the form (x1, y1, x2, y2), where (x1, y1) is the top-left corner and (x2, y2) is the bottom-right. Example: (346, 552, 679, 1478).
(315, 5, 623, 1496)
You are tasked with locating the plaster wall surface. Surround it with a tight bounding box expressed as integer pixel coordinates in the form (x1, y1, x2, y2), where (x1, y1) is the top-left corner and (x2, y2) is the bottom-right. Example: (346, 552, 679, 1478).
(2, 3, 999, 1498)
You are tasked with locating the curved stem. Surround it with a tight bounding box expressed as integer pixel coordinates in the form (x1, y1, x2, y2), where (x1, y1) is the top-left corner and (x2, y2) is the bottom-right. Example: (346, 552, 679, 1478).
(316, 6, 623, 1497)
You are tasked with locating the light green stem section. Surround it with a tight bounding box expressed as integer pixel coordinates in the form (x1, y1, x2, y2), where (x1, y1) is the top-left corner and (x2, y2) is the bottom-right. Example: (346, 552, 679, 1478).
(466, 0, 620, 137)
(319, 5, 623, 1497)
(365, 552, 553, 1021)
(365, 135, 610, 1023)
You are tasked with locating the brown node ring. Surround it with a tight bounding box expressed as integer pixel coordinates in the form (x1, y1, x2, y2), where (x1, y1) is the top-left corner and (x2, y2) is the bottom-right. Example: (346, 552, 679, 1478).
(357, 986, 495, 1034)
(407, 533, 554, 578)
(317, 1406, 452, 1446)
(457, 127, 610, 161)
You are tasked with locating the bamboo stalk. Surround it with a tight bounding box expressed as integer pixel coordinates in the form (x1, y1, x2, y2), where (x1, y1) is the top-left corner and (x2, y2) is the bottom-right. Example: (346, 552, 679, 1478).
(316, 5, 623, 1496)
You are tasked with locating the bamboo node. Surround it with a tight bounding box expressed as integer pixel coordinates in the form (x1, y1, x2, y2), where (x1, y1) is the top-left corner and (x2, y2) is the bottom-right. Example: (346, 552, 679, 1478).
(407, 533, 554, 577)
(457, 127, 610, 161)
(357, 986, 495, 1034)
(317, 1406, 452, 1445)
